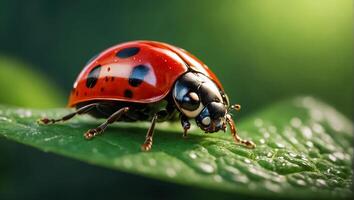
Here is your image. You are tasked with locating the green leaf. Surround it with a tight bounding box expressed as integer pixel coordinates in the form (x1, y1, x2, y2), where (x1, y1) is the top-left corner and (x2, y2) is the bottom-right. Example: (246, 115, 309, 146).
(0, 97, 352, 199)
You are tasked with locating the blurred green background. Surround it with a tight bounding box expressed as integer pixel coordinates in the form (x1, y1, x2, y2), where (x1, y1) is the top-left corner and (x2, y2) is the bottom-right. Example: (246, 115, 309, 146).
(0, 0, 352, 199)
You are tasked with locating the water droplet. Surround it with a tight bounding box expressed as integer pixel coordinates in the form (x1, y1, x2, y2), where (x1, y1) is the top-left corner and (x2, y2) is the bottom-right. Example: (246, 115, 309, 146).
(235, 175, 249, 184)
(296, 179, 306, 186)
(301, 96, 316, 107)
(290, 117, 302, 128)
(166, 168, 176, 177)
(272, 176, 286, 183)
(263, 132, 270, 138)
(254, 118, 263, 127)
(289, 137, 298, 144)
(248, 166, 271, 180)
(328, 154, 337, 162)
(259, 139, 265, 144)
(189, 151, 197, 159)
(288, 152, 297, 157)
(16, 109, 32, 118)
(264, 181, 281, 192)
(266, 152, 273, 158)
(306, 141, 314, 148)
(327, 112, 345, 131)
(258, 127, 267, 134)
(312, 123, 324, 133)
(268, 126, 277, 133)
(275, 142, 285, 149)
(213, 175, 223, 182)
(244, 159, 251, 164)
(198, 162, 215, 174)
(300, 155, 308, 161)
(301, 126, 313, 139)
(316, 179, 327, 187)
(310, 109, 323, 121)
(333, 151, 346, 160)
(26, 110, 32, 117)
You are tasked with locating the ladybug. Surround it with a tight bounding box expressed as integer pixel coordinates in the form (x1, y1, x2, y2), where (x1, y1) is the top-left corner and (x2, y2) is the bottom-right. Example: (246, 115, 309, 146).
(39, 41, 255, 151)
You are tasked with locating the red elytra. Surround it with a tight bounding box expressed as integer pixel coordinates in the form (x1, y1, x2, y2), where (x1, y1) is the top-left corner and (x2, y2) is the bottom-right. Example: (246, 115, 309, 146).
(68, 40, 223, 107)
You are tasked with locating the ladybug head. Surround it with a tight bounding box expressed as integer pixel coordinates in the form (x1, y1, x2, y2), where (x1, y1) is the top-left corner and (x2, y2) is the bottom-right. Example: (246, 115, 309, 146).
(173, 72, 230, 133)
(195, 101, 227, 133)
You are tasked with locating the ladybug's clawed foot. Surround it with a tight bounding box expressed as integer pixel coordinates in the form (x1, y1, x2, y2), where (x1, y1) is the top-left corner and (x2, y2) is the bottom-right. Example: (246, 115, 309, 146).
(37, 118, 55, 125)
(141, 137, 153, 151)
(84, 128, 102, 140)
(235, 139, 256, 149)
(182, 129, 188, 138)
(232, 133, 256, 149)
(245, 140, 256, 149)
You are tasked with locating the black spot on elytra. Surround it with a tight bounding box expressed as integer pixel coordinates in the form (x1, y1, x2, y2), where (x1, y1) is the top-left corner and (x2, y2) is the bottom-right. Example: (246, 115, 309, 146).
(105, 76, 109, 82)
(111, 77, 115, 81)
(116, 47, 140, 58)
(86, 65, 101, 88)
(124, 89, 133, 98)
(128, 65, 149, 87)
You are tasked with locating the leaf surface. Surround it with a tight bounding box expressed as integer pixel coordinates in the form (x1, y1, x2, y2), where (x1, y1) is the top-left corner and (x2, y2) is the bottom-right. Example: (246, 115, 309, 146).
(0, 97, 352, 199)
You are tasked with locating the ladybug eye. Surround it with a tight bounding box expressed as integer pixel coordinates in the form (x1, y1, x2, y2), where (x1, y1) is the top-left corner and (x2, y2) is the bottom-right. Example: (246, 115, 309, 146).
(172, 75, 204, 118)
(178, 92, 203, 118)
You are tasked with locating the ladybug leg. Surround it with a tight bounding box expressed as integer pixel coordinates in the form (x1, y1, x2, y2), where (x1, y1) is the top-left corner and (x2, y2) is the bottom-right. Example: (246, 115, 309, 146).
(84, 107, 129, 140)
(141, 113, 158, 151)
(180, 114, 190, 138)
(226, 114, 256, 149)
(38, 103, 99, 124)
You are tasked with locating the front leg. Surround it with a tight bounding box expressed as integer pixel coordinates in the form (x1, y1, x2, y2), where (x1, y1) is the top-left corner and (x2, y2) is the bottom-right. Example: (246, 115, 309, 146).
(226, 114, 256, 148)
(141, 114, 158, 151)
(141, 110, 175, 151)
(180, 114, 190, 138)
(84, 107, 129, 139)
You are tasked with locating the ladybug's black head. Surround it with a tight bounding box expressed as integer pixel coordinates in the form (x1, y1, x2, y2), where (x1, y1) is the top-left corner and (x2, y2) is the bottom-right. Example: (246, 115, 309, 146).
(173, 72, 229, 133)
(195, 101, 227, 133)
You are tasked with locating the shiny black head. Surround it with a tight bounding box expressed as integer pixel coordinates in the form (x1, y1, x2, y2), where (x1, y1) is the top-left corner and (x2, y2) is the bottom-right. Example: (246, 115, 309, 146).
(195, 102, 227, 133)
(173, 72, 229, 133)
